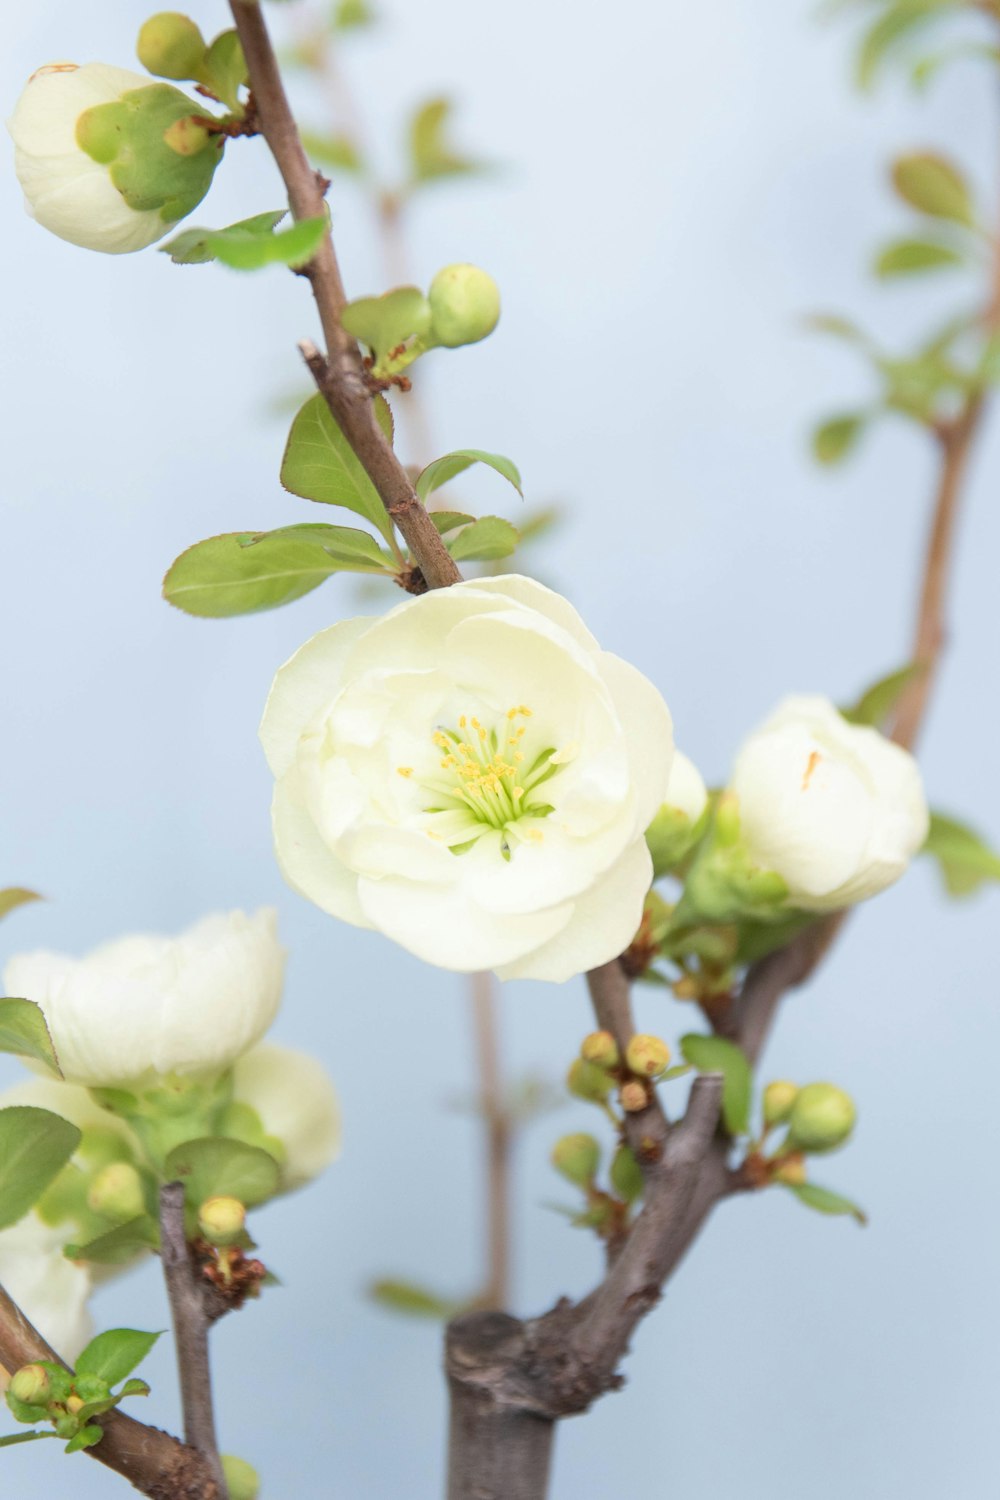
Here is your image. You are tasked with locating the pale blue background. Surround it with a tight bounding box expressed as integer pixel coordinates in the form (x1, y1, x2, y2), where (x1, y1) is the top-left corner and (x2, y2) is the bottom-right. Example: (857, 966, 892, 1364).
(2, 2, 999, 1496)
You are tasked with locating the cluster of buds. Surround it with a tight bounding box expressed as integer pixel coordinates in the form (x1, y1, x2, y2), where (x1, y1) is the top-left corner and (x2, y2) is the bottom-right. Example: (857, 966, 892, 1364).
(567, 1028, 675, 1117)
(549, 1132, 643, 1242)
(5, 1357, 148, 1452)
(747, 1080, 857, 1188)
(341, 263, 501, 382)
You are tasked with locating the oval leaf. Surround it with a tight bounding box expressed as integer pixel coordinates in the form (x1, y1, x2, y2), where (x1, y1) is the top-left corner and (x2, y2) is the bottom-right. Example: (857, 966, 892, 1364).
(922, 811, 1000, 897)
(448, 516, 521, 562)
(76, 1328, 161, 1386)
(369, 1279, 461, 1318)
(891, 152, 975, 226)
(64, 1215, 160, 1266)
(812, 413, 868, 466)
(163, 532, 347, 618)
(0, 998, 61, 1076)
(0, 888, 41, 922)
(875, 239, 964, 277)
(164, 1137, 280, 1208)
(241, 522, 394, 571)
(785, 1181, 867, 1225)
(679, 1034, 752, 1136)
(280, 394, 395, 543)
(415, 449, 522, 503)
(0, 1106, 81, 1230)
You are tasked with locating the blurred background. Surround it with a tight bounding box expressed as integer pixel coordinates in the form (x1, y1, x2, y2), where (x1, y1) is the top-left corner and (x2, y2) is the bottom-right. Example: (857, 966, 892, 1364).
(2, 1, 999, 1495)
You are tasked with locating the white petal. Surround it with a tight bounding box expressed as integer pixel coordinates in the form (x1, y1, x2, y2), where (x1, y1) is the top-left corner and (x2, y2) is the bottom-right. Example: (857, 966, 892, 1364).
(272, 768, 369, 926)
(0, 1214, 94, 1360)
(232, 1043, 340, 1190)
(595, 651, 674, 836)
(457, 574, 600, 650)
(259, 615, 375, 777)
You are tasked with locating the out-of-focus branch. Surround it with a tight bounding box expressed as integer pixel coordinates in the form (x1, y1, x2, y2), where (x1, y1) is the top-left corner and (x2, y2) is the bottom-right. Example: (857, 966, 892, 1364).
(469, 971, 512, 1311)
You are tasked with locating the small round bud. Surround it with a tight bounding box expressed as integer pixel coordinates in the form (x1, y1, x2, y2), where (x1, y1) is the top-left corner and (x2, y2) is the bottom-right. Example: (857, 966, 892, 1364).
(610, 1145, 644, 1203)
(87, 1161, 146, 1222)
(625, 1034, 671, 1079)
(198, 1195, 247, 1246)
(551, 1133, 600, 1186)
(772, 1152, 807, 1186)
(763, 1080, 799, 1128)
(137, 13, 207, 80)
(580, 1031, 619, 1069)
(567, 1058, 614, 1103)
(428, 264, 500, 348)
(714, 792, 741, 848)
(222, 1456, 261, 1500)
(620, 1080, 650, 1113)
(66, 1393, 86, 1415)
(787, 1083, 856, 1155)
(9, 1364, 51, 1408)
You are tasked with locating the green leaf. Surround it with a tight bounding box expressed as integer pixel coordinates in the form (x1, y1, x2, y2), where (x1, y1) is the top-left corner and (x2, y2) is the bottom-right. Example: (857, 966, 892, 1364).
(0, 888, 41, 922)
(805, 313, 878, 353)
(116, 1378, 152, 1400)
(280, 393, 396, 543)
(341, 286, 431, 360)
(161, 213, 327, 270)
(856, 3, 954, 91)
(333, 0, 376, 27)
(197, 29, 248, 113)
(238, 523, 394, 571)
(64, 1424, 104, 1454)
(164, 1137, 280, 1208)
(679, 1034, 752, 1136)
(415, 449, 523, 503)
(812, 413, 868, 465)
(164, 532, 344, 618)
(874, 238, 964, 277)
(785, 1181, 867, 1225)
(0, 1107, 81, 1230)
(0, 998, 61, 1076)
(64, 1215, 160, 1266)
(841, 663, 923, 727)
(408, 97, 482, 185)
(299, 130, 364, 173)
(368, 1279, 460, 1318)
(891, 152, 975, 226)
(0, 1431, 57, 1446)
(922, 811, 1000, 897)
(76, 1329, 161, 1387)
(447, 516, 521, 562)
(428, 510, 475, 534)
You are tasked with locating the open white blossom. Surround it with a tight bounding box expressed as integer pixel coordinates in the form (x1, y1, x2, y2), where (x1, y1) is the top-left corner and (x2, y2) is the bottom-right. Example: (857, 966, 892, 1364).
(232, 1043, 340, 1191)
(261, 576, 673, 981)
(0, 1212, 94, 1360)
(3, 910, 285, 1087)
(729, 695, 929, 910)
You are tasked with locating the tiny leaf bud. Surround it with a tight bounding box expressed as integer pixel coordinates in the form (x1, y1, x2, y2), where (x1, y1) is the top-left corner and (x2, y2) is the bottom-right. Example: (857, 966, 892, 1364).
(87, 1161, 146, 1222)
(625, 1034, 671, 1079)
(772, 1152, 807, 1186)
(763, 1080, 799, 1128)
(786, 1083, 856, 1155)
(198, 1195, 247, 1246)
(137, 14, 207, 81)
(8, 1364, 51, 1408)
(620, 1080, 650, 1113)
(580, 1030, 620, 1069)
(567, 1058, 614, 1103)
(427, 263, 500, 348)
(610, 1145, 644, 1203)
(551, 1133, 601, 1186)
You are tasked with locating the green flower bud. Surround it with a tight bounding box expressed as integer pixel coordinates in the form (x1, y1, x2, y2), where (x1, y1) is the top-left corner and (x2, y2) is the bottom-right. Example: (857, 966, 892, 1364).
(137, 14, 207, 81)
(771, 1152, 807, 1186)
(762, 1080, 799, 1128)
(786, 1083, 856, 1155)
(427, 263, 500, 348)
(621, 1079, 650, 1114)
(580, 1030, 620, 1069)
(198, 1195, 247, 1246)
(551, 1132, 600, 1186)
(8, 1364, 51, 1408)
(566, 1058, 614, 1103)
(66, 1393, 86, 1416)
(222, 1455, 261, 1500)
(87, 1161, 146, 1222)
(610, 1145, 644, 1204)
(625, 1034, 671, 1079)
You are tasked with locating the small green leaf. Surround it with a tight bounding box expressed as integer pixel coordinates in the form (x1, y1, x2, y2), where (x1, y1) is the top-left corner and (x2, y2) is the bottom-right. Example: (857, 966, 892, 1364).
(812, 413, 868, 466)
(856, 4, 952, 91)
(408, 97, 483, 185)
(429, 510, 476, 534)
(64, 1423, 104, 1454)
(300, 130, 364, 173)
(76, 1329, 161, 1387)
(64, 1215, 160, 1266)
(679, 1034, 752, 1136)
(0, 998, 61, 1076)
(116, 1378, 152, 1401)
(333, 0, 376, 28)
(164, 1137, 280, 1208)
(784, 1181, 867, 1225)
(238, 523, 394, 571)
(415, 449, 523, 503)
(874, 238, 964, 277)
(0, 1107, 81, 1230)
(280, 393, 395, 543)
(161, 212, 327, 270)
(922, 811, 1000, 897)
(341, 286, 431, 361)
(369, 1279, 461, 1318)
(164, 532, 344, 617)
(841, 663, 924, 728)
(447, 516, 521, 562)
(891, 152, 975, 226)
(0, 888, 41, 922)
(0, 1431, 57, 1446)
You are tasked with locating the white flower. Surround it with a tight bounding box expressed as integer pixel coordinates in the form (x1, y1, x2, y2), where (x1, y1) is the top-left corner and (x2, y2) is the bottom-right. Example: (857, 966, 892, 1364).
(0, 1212, 94, 1360)
(232, 1044, 340, 1190)
(8, 62, 219, 254)
(3, 910, 285, 1087)
(663, 750, 708, 823)
(261, 576, 673, 981)
(729, 695, 929, 911)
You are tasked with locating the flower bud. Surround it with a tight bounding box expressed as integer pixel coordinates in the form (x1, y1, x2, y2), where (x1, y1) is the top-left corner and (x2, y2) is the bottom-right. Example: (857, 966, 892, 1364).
(87, 1162, 146, 1222)
(610, 1145, 644, 1203)
(198, 1196, 247, 1246)
(566, 1058, 614, 1103)
(8, 1363, 51, 1408)
(762, 1080, 799, 1128)
(786, 1083, 856, 1154)
(625, 1034, 671, 1079)
(771, 1152, 807, 1186)
(222, 1456, 261, 1500)
(551, 1133, 600, 1186)
(136, 13, 207, 80)
(427, 264, 500, 347)
(580, 1031, 619, 1069)
(66, 1393, 86, 1415)
(645, 751, 708, 876)
(620, 1080, 650, 1113)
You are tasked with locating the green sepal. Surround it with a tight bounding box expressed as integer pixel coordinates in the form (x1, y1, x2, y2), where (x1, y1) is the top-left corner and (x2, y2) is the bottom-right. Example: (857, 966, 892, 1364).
(76, 84, 223, 223)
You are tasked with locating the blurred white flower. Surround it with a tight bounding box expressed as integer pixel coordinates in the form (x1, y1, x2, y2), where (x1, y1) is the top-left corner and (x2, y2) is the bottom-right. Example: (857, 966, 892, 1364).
(3, 911, 285, 1087)
(261, 576, 673, 981)
(232, 1044, 340, 1191)
(729, 695, 929, 910)
(663, 749, 708, 823)
(0, 1212, 94, 1360)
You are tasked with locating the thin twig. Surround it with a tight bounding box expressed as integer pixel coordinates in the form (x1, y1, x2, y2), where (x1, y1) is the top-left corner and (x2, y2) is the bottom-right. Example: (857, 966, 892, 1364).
(159, 1184, 229, 1498)
(469, 971, 512, 1310)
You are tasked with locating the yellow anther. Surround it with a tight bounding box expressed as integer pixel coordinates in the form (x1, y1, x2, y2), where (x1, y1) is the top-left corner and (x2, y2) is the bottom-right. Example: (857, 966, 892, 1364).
(397, 766, 414, 778)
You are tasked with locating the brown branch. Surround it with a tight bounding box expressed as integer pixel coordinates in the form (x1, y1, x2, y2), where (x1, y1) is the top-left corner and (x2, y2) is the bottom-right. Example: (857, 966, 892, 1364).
(159, 1185, 228, 1498)
(228, 0, 460, 591)
(0, 1281, 219, 1499)
(469, 971, 512, 1310)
